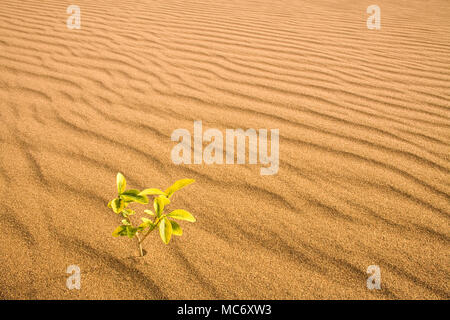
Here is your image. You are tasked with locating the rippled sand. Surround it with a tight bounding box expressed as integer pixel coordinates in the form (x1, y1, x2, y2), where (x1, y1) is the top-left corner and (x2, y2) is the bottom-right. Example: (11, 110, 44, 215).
(0, 0, 449, 299)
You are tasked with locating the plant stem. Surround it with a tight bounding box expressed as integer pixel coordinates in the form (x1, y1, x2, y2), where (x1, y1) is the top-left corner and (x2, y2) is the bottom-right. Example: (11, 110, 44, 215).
(135, 233, 144, 257)
(138, 225, 155, 244)
(138, 216, 161, 245)
(123, 215, 144, 257)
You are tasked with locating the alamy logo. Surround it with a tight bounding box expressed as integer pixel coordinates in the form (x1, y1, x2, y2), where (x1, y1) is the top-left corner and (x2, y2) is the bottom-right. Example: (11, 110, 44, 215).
(366, 265, 381, 290)
(66, 265, 81, 290)
(171, 121, 279, 175)
(67, 5, 81, 30)
(367, 5, 381, 30)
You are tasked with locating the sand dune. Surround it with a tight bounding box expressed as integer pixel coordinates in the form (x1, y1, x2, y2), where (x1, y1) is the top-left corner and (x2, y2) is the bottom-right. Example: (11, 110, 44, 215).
(0, 0, 449, 299)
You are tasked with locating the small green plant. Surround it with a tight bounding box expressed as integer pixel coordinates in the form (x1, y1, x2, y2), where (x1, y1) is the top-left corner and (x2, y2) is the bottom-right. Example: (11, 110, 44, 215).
(108, 173, 196, 257)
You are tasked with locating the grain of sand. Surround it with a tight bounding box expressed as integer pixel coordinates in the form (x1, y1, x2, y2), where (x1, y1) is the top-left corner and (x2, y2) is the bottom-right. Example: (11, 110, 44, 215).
(0, 0, 449, 299)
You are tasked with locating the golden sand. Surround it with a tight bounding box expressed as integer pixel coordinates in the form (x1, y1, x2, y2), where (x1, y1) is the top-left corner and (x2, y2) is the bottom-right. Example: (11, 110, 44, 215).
(0, 0, 448, 299)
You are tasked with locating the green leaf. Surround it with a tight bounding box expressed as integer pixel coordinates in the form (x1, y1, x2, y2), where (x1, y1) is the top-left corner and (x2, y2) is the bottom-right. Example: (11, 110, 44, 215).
(122, 209, 135, 216)
(154, 198, 161, 216)
(107, 200, 112, 208)
(139, 188, 166, 196)
(167, 209, 196, 222)
(154, 196, 169, 216)
(170, 220, 183, 236)
(121, 219, 131, 225)
(120, 189, 149, 204)
(160, 196, 170, 206)
(112, 225, 127, 237)
(111, 198, 125, 214)
(126, 226, 138, 239)
(140, 217, 154, 228)
(139, 218, 154, 230)
(117, 173, 126, 194)
(144, 209, 154, 216)
(122, 201, 131, 208)
(122, 189, 140, 195)
(165, 179, 195, 198)
(159, 217, 172, 244)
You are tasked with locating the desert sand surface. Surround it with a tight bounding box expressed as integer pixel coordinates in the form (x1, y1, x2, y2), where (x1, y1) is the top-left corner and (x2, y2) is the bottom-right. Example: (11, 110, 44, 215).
(0, 0, 449, 299)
